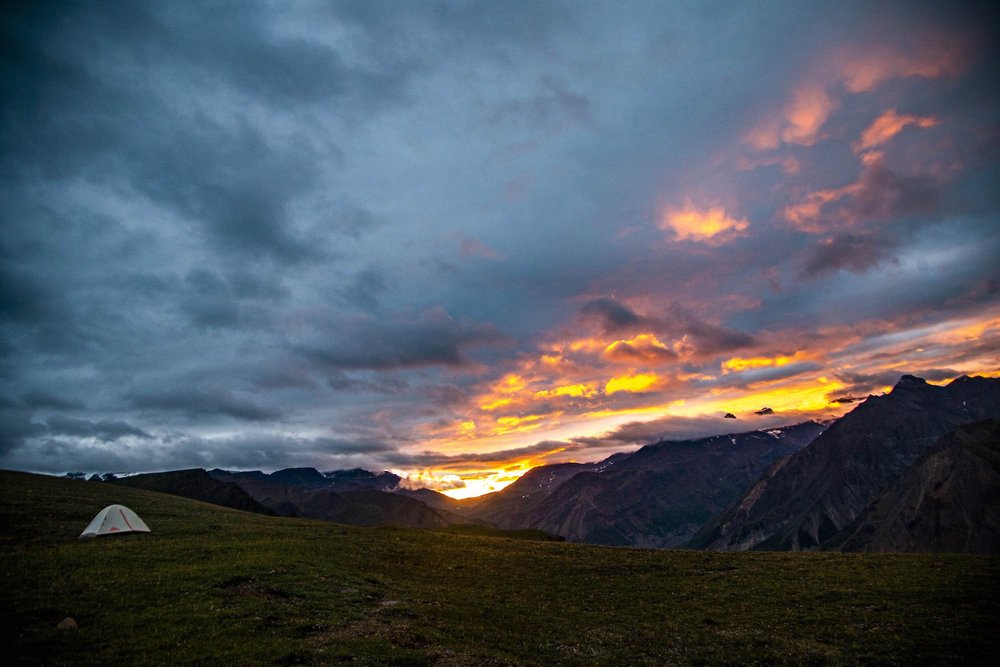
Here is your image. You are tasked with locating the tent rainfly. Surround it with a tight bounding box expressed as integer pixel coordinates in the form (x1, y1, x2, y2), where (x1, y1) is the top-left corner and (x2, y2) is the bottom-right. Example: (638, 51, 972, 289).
(80, 504, 151, 538)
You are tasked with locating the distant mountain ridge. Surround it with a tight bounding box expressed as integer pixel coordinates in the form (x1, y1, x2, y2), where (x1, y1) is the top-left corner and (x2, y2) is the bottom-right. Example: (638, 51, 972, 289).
(468, 421, 826, 547)
(690, 375, 1000, 552)
(111, 468, 275, 516)
(208, 467, 474, 529)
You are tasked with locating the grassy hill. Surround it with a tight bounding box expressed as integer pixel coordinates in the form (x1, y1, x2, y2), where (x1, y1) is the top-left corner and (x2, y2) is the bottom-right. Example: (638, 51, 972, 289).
(2, 470, 998, 665)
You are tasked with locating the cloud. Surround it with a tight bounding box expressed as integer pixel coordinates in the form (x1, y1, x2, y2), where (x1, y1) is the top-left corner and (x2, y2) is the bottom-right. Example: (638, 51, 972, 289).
(604, 372, 669, 395)
(784, 155, 938, 233)
(571, 411, 825, 451)
(580, 298, 649, 334)
(20, 391, 85, 410)
(132, 388, 285, 422)
(800, 232, 897, 276)
(45, 416, 151, 442)
(780, 86, 837, 147)
(602, 334, 677, 365)
(664, 304, 756, 357)
(458, 234, 504, 261)
(746, 32, 966, 151)
(340, 267, 388, 312)
(660, 204, 750, 245)
(853, 108, 938, 154)
(578, 299, 755, 358)
(301, 308, 506, 371)
(834, 38, 968, 94)
(0, 429, 398, 475)
(326, 371, 408, 395)
(491, 74, 591, 131)
(388, 439, 582, 469)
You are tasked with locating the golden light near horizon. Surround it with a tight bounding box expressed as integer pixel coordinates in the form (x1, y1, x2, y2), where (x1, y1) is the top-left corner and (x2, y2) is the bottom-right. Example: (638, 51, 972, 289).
(390, 304, 1000, 499)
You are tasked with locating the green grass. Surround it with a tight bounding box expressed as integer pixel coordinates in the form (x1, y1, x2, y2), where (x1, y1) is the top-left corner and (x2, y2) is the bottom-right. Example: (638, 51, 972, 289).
(2, 470, 998, 665)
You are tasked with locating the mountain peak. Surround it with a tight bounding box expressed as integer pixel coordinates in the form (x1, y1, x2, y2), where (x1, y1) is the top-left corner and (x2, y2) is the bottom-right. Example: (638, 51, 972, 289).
(893, 375, 928, 390)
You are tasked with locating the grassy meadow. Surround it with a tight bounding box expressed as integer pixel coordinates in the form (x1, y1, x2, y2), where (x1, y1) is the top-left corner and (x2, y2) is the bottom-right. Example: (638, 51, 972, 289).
(2, 469, 998, 665)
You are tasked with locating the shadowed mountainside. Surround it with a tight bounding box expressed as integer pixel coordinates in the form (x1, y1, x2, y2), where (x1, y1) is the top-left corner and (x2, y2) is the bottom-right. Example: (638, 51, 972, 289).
(111, 468, 275, 515)
(832, 420, 1000, 553)
(209, 468, 473, 529)
(690, 375, 1000, 551)
(469, 422, 825, 547)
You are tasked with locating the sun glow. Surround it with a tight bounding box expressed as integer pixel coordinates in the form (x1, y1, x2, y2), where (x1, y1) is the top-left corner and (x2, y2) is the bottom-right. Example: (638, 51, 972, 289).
(400, 312, 1000, 499)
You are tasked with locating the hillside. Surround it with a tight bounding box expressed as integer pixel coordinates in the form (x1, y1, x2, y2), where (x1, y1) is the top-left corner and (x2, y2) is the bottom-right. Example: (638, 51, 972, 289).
(2, 470, 998, 665)
(691, 375, 1000, 551)
(469, 422, 824, 547)
(833, 420, 1000, 553)
(111, 468, 275, 515)
(209, 468, 471, 529)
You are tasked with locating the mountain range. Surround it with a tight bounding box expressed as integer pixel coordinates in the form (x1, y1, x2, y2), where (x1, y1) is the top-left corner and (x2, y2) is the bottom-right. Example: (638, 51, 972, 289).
(690, 375, 1000, 551)
(85, 374, 1000, 553)
(465, 421, 825, 548)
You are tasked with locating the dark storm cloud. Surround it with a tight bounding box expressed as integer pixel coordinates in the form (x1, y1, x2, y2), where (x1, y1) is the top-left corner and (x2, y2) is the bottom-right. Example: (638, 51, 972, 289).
(132, 388, 285, 423)
(326, 371, 408, 395)
(491, 75, 592, 130)
(0, 264, 52, 323)
(667, 305, 757, 356)
(579, 299, 754, 356)
(20, 390, 84, 410)
(178, 269, 288, 330)
(45, 416, 151, 442)
(0, 2, 398, 264)
(425, 384, 471, 408)
(581, 298, 648, 333)
(301, 308, 506, 371)
(852, 158, 939, 223)
(3, 429, 396, 475)
(801, 232, 897, 276)
(0, 405, 45, 455)
(340, 267, 388, 312)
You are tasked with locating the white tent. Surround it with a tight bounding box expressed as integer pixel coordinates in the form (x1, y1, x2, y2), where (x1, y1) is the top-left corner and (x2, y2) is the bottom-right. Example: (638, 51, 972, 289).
(80, 504, 151, 538)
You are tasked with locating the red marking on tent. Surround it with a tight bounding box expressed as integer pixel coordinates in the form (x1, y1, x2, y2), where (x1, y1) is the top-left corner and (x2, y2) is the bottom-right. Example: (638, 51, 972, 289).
(118, 508, 134, 530)
(110, 527, 120, 532)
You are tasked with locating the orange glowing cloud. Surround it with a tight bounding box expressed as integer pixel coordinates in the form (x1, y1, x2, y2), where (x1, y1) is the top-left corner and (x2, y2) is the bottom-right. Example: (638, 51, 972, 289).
(837, 42, 966, 93)
(780, 86, 836, 146)
(745, 85, 836, 150)
(605, 372, 666, 395)
(722, 351, 810, 373)
(746, 37, 964, 152)
(534, 383, 599, 399)
(853, 108, 938, 153)
(783, 183, 861, 232)
(661, 204, 749, 245)
(603, 334, 677, 365)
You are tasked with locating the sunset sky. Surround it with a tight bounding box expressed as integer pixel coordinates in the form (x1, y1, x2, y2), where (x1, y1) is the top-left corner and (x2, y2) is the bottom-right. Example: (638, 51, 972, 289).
(2, 1, 998, 497)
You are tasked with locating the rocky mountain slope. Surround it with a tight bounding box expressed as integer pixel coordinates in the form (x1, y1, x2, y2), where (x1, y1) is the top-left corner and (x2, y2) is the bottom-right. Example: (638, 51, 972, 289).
(832, 420, 1000, 553)
(469, 421, 825, 547)
(690, 375, 1000, 551)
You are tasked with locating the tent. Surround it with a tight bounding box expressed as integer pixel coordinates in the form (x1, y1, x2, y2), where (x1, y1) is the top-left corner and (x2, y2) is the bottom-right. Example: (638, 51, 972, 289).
(80, 504, 151, 538)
